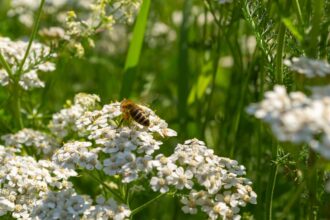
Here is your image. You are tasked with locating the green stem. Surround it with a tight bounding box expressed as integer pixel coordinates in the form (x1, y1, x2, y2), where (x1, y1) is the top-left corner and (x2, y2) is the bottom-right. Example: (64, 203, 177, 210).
(14, 90, 24, 129)
(308, 0, 323, 57)
(269, 156, 279, 220)
(275, 23, 286, 84)
(86, 171, 125, 203)
(130, 193, 166, 216)
(294, 0, 303, 26)
(17, 0, 46, 75)
(242, 1, 272, 62)
(0, 53, 13, 77)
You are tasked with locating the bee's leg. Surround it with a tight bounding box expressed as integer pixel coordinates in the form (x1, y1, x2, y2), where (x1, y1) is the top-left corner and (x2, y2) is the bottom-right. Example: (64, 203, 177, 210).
(117, 118, 124, 128)
(117, 112, 129, 128)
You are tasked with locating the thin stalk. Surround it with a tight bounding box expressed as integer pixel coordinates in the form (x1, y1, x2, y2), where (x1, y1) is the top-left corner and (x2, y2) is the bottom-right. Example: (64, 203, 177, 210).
(202, 25, 221, 139)
(86, 171, 125, 203)
(265, 142, 279, 220)
(14, 91, 24, 129)
(275, 23, 286, 84)
(0, 53, 13, 77)
(242, 1, 272, 63)
(269, 164, 278, 220)
(308, 0, 323, 57)
(294, 0, 303, 26)
(130, 193, 166, 216)
(17, 0, 46, 75)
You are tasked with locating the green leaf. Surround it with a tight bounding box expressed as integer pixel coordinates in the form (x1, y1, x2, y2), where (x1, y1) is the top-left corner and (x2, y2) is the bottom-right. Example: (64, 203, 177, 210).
(282, 18, 303, 42)
(120, 0, 151, 98)
(188, 74, 212, 104)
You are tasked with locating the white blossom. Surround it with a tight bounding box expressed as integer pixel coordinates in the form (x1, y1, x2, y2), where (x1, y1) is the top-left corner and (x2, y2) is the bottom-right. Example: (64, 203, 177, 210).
(247, 85, 330, 159)
(150, 139, 256, 219)
(74, 100, 176, 183)
(0, 152, 76, 219)
(2, 128, 59, 155)
(31, 189, 91, 220)
(49, 93, 100, 138)
(0, 37, 56, 90)
(52, 141, 102, 170)
(284, 57, 330, 78)
(83, 197, 131, 220)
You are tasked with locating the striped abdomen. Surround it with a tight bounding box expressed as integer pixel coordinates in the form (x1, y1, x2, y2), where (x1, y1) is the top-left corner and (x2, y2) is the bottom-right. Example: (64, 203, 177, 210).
(129, 107, 150, 126)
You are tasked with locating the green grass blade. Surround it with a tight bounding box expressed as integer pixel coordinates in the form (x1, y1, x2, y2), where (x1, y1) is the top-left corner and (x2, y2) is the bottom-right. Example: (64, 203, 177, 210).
(120, 0, 151, 99)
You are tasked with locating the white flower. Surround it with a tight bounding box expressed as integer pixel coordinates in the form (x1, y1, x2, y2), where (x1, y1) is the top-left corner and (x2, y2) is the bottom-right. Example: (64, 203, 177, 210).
(284, 57, 330, 78)
(217, 0, 233, 4)
(31, 189, 91, 220)
(2, 128, 59, 155)
(49, 93, 100, 138)
(0, 69, 10, 86)
(247, 85, 330, 159)
(83, 197, 131, 220)
(180, 196, 198, 214)
(0, 37, 56, 90)
(149, 139, 256, 219)
(171, 167, 194, 190)
(0, 153, 76, 218)
(73, 100, 176, 183)
(52, 141, 102, 170)
(150, 176, 169, 193)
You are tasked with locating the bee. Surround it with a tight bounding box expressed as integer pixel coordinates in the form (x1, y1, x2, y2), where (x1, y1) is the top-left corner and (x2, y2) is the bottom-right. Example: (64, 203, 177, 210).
(120, 99, 150, 126)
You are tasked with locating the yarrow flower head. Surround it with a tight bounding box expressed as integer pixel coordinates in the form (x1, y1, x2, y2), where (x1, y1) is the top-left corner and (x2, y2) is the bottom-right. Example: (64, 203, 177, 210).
(31, 188, 92, 220)
(284, 57, 330, 78)
(76, 101, 176, 182)
(48, 93, 100, 138)
(247, 85, 330, 159)
(1, 128, 59, 155)
(51, 94, 176, 183)
(82, 196, 131, 220)
(0, 148, 77, 219)
(150, 139, 257, 220)
(52, 141, 102, 170)
(0, 37, 56, 90)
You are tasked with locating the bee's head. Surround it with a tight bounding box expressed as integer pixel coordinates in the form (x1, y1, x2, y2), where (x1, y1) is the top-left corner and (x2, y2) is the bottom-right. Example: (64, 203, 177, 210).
(121, 99, 134, 110)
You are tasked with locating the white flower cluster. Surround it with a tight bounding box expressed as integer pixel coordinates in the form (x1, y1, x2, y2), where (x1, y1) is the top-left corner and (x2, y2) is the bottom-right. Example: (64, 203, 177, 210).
(52, 141, 102, 170)
(48, 93, 100, 138)
(217, 0, 233, 4)
(7, 0, 92, 27)
(0, 147, 77, 219)
(32, 190, 131, 220)
(83, 196, 131, 220)
(0, 37, 56, 90)
(1, 128, 59, 155)
(247, 85, 330, 158)
(150, 139, 257, 220)
(50, 93, 176, 182)
(31, 188, 91, 220)
(74, 101, 176, 183)
(284, 57, 330, 78)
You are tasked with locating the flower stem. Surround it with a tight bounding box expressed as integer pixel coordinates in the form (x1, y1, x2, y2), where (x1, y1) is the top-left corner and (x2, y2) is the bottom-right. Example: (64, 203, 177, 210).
(308, 0, 323, 58)
(269, 160, 279, 220)
(0, 53, 13, 77)
(17, 0, 46, 75)
(85, 171, 125, 203)
(275, 23, 286, 84)
(130, 193, 166, 216)
(294, 0, 303, 26)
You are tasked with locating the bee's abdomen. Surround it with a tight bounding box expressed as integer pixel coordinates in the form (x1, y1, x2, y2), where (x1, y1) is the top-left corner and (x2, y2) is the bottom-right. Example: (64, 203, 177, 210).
(130, 108, 150, 126)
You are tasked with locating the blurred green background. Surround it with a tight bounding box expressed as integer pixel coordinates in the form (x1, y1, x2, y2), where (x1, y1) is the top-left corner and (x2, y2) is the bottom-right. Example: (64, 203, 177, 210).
(1, 0, 330, 219)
